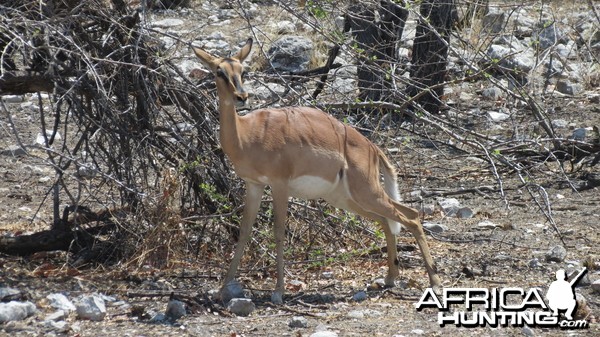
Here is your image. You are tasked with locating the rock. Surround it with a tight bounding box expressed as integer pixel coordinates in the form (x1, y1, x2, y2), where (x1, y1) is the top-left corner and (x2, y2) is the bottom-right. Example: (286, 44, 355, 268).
(477, 220, 500, 229)
(1, 95, 24, 103)
(488, 111, 510, 122)
(1, 145, 27, 157)
(322, 271, 334, 279)
(43, 319, 69, 332)
(555, 80, 583, 96)
(420, 204, 435, 216)
(227, 298, 255, 317)
(310, 331, 338, 337)
(165, 299, 186, 320)
(276, 20, 296, 34)
(591, 279, 600, 293)
(219, 280, 245, 303)
(347, 309, 382, 319)
(75, 295, 106, 321)
(289, 316, 308, 328)
(545, 245, 567, 262)
(251, 82, 286, 101)
(44, 309, 67, 321)
(35, 130, 62, 146)
(537, 23, 567, 50)
(529, 258, 541, 268)
(0, 301, 37, 323)
(267, 36, 314, 73)
(422, 222, 447, 233)
(570, 128, 586, 141)
(47, 293, 76, 312)
(481, 87, 505, 100)
(0, 287, 22, 301)
(437, 198, 461, 216)
(411, 329, 425, 334)
(151, 18, 184, 28)
(351, 291, 367, 302)
(456, 207, 475, 219)
(521, 326, 535, 336)
(487, 44, 534, 73)
(482, 10, 506, 33)
(551, 119, 568, 128)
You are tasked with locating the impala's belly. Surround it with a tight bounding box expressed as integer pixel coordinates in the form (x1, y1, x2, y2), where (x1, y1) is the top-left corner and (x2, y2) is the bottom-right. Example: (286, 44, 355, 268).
(288, 175, 338, 199)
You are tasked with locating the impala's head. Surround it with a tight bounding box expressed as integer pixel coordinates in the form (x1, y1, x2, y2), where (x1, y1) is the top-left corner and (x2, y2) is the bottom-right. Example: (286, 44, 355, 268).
(192, 38, 253, 107)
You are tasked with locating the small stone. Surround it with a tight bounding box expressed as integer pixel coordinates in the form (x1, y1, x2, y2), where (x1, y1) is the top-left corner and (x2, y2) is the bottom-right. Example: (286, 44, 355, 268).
(75, 295, 106, 321)
(1, 95, 24, 103)
(219, 280, 245, 303)
(591, 279, 600, 293)
(351, 291, 367, 302)
(477, 220, 500, 229)
(45, 309, 67, 322)
(227, 298, 255, 317)
(347, 310, 365, 319)
(310, 331, 338, 337)
(1, 145, 27, 157)
(556, 80, 583, 96)
(481, 10, 506, 33)
(420, 204, 435, 216)
(488, 111, 510, 122)
(151, 18, 184, 28)
(0, 287, 22, 301)
(521, 326, 535, 336)
(411, 329, 425, 334)
(165, 299, 186, 320)
(529, 258, 541, 268)
(276, 20, 296, 34)
(456, 207, 474, 219)
(35, 130, 62, 146)
(437, 198, 461, 216)
(0, 301, 37, 323)
(570, 128, 586, 141)
(545, 245, 567, 263)
(322, 271, 334, 279)
(47, 293, 76, 312)
(422, 222, 447, 233)
(551, 119, 568, 128)
(289, 316, 308, 328)
(481, 87, 505, 100)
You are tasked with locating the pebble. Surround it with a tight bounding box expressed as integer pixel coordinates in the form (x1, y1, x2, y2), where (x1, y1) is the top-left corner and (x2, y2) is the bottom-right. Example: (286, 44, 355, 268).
(0, 145, 27, 157)
(456, 207, 475, 219)
(437, 198, 461, 216)
(522, 326, 535, 336)
(165, 299, 186, 320)
(591, 279, 600, 293)
(556, 79, 583, 96)
(219, 280, 245, 303)
(0, 287, 22, 301)
(545, 245, 567, 262)
(310, 331, 338, 337)
(422, 222, 447, 233)
(0, 301, 37, 323)
(488, 111, 510, 122)
(289, 316, 308, 328)
(226, 298, 255, 317)
(477, 220, 500, 229)
(75, 295, 106, 321)
(351, 291, 367, 302)
(47, 293, 76, 312)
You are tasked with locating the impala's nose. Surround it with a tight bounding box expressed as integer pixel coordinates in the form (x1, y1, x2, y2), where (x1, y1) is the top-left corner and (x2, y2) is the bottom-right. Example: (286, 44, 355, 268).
(235, 93, 248, 108)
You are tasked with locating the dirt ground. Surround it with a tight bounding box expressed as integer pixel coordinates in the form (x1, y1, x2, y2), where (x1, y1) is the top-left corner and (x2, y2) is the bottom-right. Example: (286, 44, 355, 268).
(1, 1, 600, 336)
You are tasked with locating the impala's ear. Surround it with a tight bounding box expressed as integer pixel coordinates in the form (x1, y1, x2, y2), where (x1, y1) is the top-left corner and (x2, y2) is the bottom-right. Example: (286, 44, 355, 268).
(192, 46, 218, 71)
(233, 38, 253, 62)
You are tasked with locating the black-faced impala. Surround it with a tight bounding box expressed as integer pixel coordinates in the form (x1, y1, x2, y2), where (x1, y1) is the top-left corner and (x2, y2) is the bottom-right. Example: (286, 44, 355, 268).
(192, 38, 441, 304)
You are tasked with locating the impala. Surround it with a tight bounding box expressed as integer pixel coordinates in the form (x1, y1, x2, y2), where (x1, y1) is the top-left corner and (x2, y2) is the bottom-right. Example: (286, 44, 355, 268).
(193, 38, 441, 304)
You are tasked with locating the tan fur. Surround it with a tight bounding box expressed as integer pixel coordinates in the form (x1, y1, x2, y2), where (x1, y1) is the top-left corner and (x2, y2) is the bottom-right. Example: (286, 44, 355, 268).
(193, 39, 441, 303)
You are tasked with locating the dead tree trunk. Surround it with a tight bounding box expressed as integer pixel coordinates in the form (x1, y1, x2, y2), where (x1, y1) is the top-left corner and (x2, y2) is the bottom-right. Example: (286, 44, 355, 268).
(407, 0, 455, 114)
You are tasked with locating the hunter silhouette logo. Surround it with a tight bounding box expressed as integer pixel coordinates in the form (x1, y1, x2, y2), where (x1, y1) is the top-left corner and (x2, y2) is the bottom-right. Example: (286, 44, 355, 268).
(546, 268, 586, 321)
(415, 268, 589, 329)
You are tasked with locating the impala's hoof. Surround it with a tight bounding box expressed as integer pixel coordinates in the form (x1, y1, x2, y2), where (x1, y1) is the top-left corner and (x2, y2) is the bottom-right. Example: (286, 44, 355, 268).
(271, 291, 283, 304)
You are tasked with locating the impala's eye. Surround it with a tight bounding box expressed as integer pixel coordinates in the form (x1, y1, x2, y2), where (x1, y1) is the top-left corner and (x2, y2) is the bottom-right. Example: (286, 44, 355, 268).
(216, 68, 227, 79)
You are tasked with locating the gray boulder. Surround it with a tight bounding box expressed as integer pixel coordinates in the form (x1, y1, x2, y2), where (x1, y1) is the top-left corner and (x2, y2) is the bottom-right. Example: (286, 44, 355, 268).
(267, 36, 314, 73)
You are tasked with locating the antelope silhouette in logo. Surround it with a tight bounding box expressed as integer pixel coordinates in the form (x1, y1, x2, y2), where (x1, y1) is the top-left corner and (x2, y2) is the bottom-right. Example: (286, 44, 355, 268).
(192, 38, 441, 304)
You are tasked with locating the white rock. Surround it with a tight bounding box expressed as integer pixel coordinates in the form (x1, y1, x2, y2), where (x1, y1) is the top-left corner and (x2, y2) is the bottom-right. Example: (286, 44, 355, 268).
(44, 309, 67, 321)
(310, 331, 338, 337)
(423, 222, 447, 233)
(591, 279, 600, 293)
(477, 220, 500, 229)
(35, 130, 62, 146)
(227, 298, 255, 317)
(276, 20, 296, 34)
(0, 287, 21, 301)
(0, 301, 37, 323)
(151, 18, 184, 28)
(1, 95, 24, 103)
(411, 329, 425, 334)
(75, 295, 106, 321)
(437, 198, 461, 216)
(289, 316, 308, 328)
(47, 293, 76, 312)
(488, 111, 510, 122)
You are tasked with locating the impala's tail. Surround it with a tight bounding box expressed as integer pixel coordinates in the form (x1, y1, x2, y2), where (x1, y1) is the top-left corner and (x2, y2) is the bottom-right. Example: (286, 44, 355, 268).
(379, 150, 402, 235)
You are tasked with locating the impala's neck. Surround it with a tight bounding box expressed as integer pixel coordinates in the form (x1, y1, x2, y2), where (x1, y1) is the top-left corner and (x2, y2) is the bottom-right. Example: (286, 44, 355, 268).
(215, 80, 241, 158)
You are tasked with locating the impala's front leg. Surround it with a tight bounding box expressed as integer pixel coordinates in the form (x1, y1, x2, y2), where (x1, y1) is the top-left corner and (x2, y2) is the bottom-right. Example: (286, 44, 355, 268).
(220, 182, 264, 302)
(270, 184, 289, 304)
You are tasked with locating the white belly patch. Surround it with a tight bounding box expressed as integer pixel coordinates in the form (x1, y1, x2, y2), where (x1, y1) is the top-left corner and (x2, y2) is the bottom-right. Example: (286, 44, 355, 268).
(289, 175, 338, 199)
